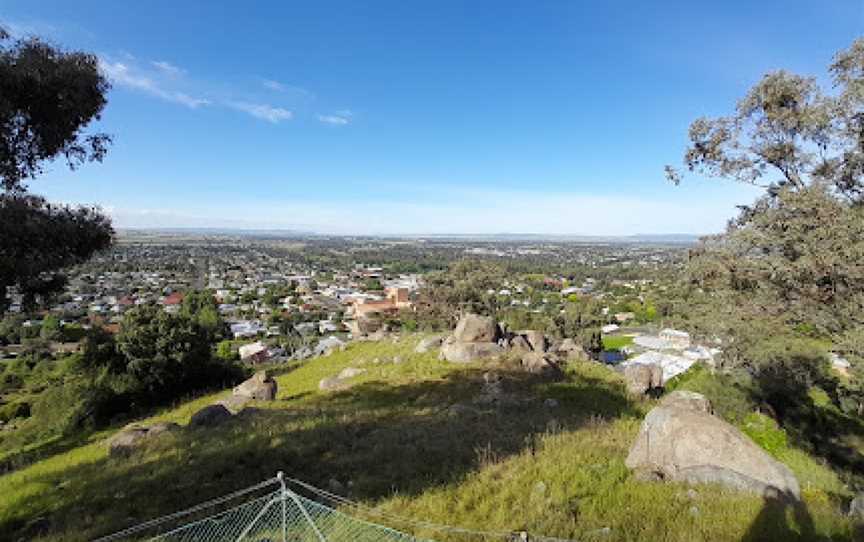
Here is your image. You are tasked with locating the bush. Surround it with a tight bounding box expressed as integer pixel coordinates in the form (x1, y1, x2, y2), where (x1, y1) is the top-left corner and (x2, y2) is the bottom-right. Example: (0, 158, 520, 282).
(0, 401, 30, 422)
(665, 363, 756, 424)
(741, 411, 788, 457)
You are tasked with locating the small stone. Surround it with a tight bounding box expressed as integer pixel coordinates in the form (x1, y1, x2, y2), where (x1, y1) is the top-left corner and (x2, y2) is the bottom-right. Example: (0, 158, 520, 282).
(849, 493, 864, 519)
(338, 367, 366, 379)
(533, 481, 547, 496)
(392, 356, 403, 364)
(483, 371, 501, 384)
(543, 398, 559, 408)
(328, 478, 345, 494)
(689, 506, 700, 517)
(686, 488, 699, 500)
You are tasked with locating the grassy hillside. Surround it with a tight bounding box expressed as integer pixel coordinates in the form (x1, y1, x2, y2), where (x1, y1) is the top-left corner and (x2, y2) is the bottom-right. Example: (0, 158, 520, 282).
(0, 337, 857, 541)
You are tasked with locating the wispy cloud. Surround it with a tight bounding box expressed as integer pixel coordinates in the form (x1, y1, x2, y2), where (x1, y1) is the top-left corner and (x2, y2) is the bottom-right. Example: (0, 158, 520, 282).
(228, 101, 293, 123)
(99, 58, 210, 108)
(318, 110, 352, 125)
(99, 56, 311, 123)
(151, 60, 185, 76)
(262, 79, 286, 92)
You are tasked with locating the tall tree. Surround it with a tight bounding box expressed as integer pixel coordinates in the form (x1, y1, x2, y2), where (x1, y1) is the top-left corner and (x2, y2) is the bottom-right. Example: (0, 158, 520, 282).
(0, 27, 114, 310)
(668, 39, 864, 413)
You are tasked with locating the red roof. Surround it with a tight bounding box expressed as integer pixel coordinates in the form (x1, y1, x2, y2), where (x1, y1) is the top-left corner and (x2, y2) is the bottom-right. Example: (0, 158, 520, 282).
(163, 292, 185, 305)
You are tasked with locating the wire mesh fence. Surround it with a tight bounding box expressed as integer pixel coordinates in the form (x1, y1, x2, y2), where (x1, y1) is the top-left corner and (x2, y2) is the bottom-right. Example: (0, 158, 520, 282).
(97, 473, 426, 542)
(97, 473, 575, 542)
(149, 487, 422, 542)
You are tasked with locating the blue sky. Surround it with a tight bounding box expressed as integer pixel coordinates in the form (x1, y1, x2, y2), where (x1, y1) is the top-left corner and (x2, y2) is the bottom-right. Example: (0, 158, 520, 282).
(3, 1, 862, 234)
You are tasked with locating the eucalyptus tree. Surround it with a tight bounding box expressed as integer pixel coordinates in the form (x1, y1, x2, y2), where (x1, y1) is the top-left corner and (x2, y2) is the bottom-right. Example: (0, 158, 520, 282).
(667, 39, 864, 414)
(0, 27, 113, 310)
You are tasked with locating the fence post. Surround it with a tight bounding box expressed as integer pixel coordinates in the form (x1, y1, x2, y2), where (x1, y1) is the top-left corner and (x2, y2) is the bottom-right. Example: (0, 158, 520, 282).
(277, 471, 288, 542)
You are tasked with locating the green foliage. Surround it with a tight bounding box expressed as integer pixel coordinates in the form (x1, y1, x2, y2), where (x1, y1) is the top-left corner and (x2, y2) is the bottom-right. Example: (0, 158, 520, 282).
(363, 278, 384, 291)
(38, 315, 61, 342)
(415, 261, 507, 329)
(741, 412, 789, 457)
(0, 338, 856, 541)
(1, 23, 115, 309)
(550, 298, 604, 343)
(0, 400, 29, 422)
(669, 39, 864, 432)
(0, 315, 23, 344)
(180, 290, 225, 341)
(215, 340, 236, 361)
(117, 304, 241, 404)
(602, 335, 633, 351)
(665, 364, 756, 425)
(60, 323, 86, 343)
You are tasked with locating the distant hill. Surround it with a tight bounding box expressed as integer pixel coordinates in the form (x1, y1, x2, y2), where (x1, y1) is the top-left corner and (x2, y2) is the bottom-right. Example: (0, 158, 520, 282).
(118, 228, 702, 244)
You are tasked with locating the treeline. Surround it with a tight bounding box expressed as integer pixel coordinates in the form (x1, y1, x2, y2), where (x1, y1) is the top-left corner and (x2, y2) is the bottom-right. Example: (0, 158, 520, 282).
(0, 291, 246, 466)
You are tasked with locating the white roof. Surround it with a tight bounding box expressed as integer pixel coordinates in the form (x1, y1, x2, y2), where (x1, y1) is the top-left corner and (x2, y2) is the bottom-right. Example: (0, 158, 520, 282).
(239, 341, 268, 359)
(622, 351, 696, 381)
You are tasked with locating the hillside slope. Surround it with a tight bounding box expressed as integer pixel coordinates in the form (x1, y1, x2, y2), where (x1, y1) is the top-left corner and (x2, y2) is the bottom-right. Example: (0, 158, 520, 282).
(0, 337, 857, 541)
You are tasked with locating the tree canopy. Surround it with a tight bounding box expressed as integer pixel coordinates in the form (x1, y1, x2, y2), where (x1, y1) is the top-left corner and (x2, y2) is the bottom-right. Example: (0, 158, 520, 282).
(668, 38, 864, 417)
(0, 28, 111, 191)
(0, 27, 114, 310)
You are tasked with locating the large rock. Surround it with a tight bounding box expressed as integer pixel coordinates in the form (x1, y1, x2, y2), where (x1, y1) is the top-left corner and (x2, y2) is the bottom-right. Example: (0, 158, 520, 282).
(557, 338, 580, 353)
(415, 335, 443, 353)
(626, 394, 800, 499)
(520, 352, 562, 376)
(147, 421, 180, 435)
(108, 422, 179, 457)
(108, 427, 149, 457)
(661, 390, 713, 414)
(218, 395, 252, 413)
(440, 337, 504, 363)
(508, 335, 532, 353)
(849, 493, 864, 519)
(189, 404, 233, 427)
(624, 363, 663, 396)
(522, 330, 547, 352)
(233, 371, 278, 401)
(452, 314, 499, 343)
(319, 376, 349, 391)
(338, 367, 366, 379)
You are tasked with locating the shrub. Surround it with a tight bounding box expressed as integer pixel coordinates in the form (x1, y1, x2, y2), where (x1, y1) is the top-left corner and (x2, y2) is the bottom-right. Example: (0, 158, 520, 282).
(741, 412, 788, 457)
(0, 401, 30, 422)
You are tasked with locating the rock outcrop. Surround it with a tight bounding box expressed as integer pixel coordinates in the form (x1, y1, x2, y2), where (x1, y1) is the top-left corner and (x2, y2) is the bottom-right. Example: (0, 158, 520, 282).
(521, 330, 547, 353)
(623, 363, 663, 396)
(414, 335, 443, 353)
(453, 314, 500, 343)
(557, 338, 583, 356)
(318, 377, 347, 391)
(520, 352, 562, 376)
(440, 338, 504, 363)
(440, 314, 504, 363)
(233, 371, 278, 401)
(189, 404, 233, 427)
(338, 367, 366, 379)
(440, 314, 563, 367)
(108, 422, 179, 457)
(508, 335, 532, 353)
(849, 493, 864, 519)
(625, 392, 800, 499)
(660, 390, 713, 413)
